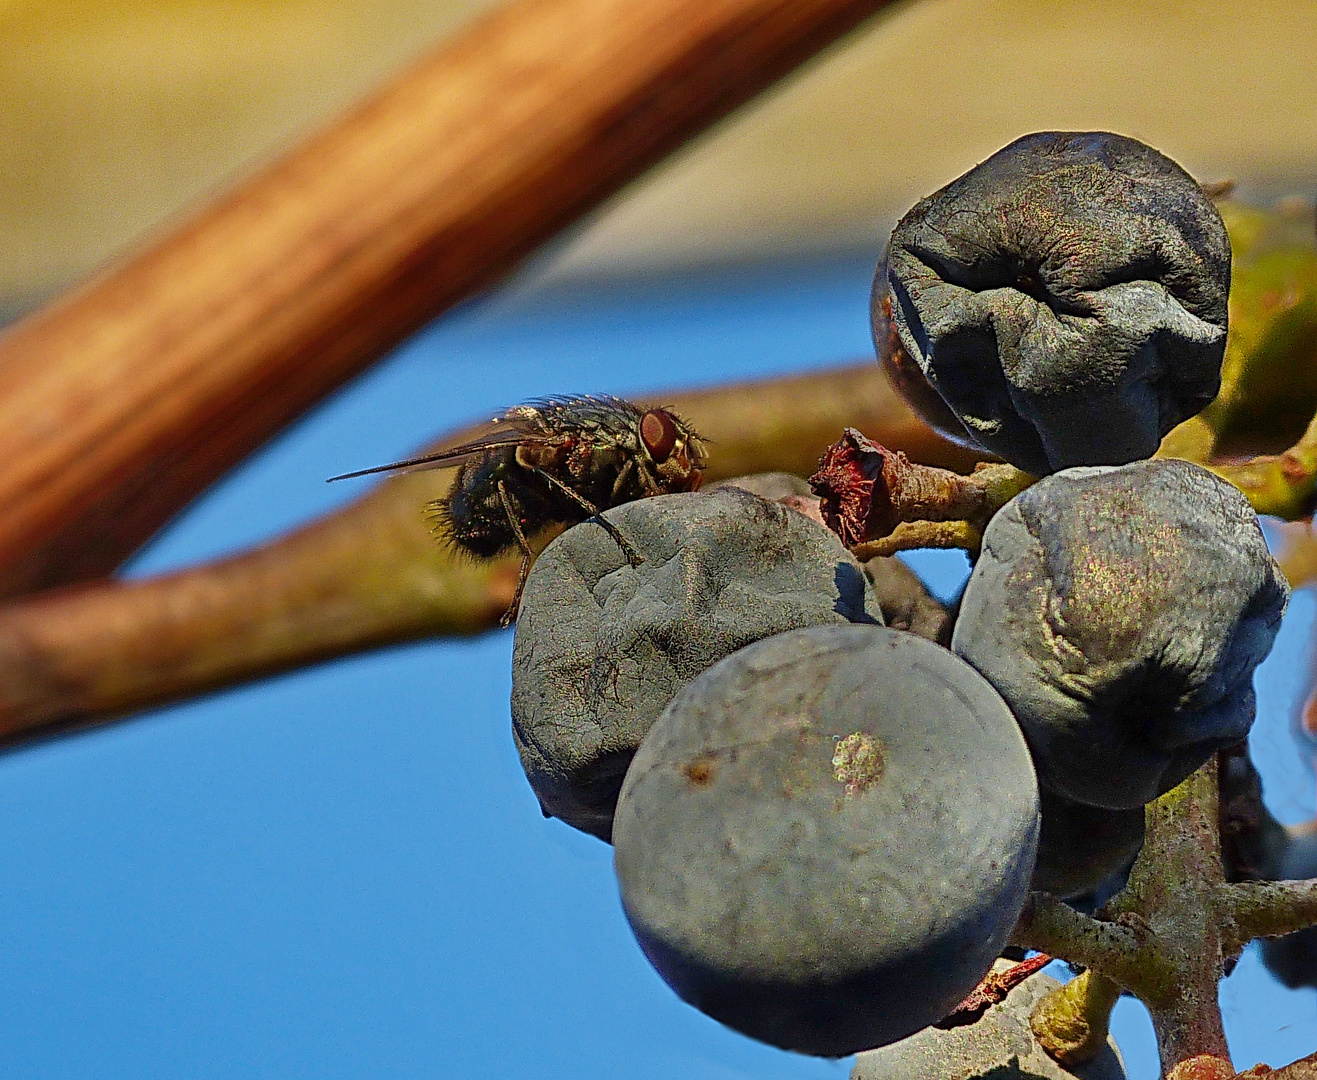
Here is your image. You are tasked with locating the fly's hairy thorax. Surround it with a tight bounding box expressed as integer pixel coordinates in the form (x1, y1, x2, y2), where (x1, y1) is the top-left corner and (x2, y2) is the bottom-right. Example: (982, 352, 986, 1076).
(519, 431, 649, 504)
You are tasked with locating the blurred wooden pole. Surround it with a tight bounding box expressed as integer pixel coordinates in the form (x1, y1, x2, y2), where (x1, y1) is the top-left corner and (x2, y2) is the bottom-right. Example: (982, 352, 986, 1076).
(0, 0, 896, 599)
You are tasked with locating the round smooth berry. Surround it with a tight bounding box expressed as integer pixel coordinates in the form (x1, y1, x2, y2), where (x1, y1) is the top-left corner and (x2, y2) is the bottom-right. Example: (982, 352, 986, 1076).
(613, 624, 1039, 1056)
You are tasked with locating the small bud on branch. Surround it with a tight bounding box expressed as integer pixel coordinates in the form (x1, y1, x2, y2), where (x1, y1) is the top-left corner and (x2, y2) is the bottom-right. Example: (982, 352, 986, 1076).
(1028, 969, 1123, 1067)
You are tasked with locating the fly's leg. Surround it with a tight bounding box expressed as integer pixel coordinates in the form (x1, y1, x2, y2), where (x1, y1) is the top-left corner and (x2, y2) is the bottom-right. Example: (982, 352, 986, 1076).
(532, 468, 643, 567)
(497, 480, 533, 628)
(608, 456, 636, 502)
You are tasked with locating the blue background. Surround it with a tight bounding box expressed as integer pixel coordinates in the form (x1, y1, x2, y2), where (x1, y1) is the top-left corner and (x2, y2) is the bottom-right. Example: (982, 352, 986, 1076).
(0, 256, 1312, 1077)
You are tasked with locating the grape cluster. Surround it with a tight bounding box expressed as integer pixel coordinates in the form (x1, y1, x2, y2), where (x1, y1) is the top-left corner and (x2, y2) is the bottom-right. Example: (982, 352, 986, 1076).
(507, 132, 1290, 1063)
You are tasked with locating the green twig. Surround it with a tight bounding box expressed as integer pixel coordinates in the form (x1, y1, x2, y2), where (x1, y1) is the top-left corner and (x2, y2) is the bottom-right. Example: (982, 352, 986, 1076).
(1028, 968, 1123, 1066)
(1009, 893, 1138, 984)
(1221, 878, 1317, 950)
(1009, 759, 1317, 1076)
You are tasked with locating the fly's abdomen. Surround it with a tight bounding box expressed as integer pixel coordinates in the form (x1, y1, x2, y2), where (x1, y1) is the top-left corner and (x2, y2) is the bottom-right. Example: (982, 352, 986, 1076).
(434, 455, 557, 558)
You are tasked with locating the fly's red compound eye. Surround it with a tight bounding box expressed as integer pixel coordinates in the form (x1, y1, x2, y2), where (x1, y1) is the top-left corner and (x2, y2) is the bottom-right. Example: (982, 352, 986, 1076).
(640, 409, 678, 462)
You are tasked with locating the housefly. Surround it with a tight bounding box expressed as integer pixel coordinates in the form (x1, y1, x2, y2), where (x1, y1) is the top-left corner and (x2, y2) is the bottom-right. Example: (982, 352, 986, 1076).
(328, 395, 707, 625)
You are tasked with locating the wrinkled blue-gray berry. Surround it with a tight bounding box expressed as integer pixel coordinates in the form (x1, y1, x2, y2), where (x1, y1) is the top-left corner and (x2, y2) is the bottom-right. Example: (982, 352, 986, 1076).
(1033, 789, 1144, 900)
(877, 131, 1230, 474)
(511, 487, 883, 840)
(1259, 830, 1317, 989)
(717, 474, 954, 640)
(952, 459, 1288, 809)
(613, 624, 1039, 1056)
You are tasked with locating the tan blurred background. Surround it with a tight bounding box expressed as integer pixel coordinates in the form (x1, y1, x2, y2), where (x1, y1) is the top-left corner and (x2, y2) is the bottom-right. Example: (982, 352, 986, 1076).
(3, 0, 1316, 320)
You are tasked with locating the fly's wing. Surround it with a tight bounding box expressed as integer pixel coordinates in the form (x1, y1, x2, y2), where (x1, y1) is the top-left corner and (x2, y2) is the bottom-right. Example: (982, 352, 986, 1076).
(326, 415, 549, 482)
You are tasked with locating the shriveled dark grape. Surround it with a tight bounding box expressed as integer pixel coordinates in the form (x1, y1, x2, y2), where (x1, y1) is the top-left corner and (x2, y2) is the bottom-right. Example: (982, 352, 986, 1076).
(613, 624, 1039, 1056)
(1263, 923, 1317, 991)
(1220, 744, 1289, 883)
(851, 959, 1126, 1079)
(1259, 830, 1317, 989)
(952, 459, 1288, 809)
(1033, 789, 1144, 900)
(877, 131, 1230, 475)
(511, 487, 883, 840)
(717, 474, 955, 642)
(862, 554, 955, 644)
(707, 471, 813, 501)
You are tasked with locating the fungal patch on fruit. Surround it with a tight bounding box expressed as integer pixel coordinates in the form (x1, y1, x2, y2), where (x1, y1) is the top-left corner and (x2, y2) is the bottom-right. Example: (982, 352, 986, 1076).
(832, 732, 885, 796)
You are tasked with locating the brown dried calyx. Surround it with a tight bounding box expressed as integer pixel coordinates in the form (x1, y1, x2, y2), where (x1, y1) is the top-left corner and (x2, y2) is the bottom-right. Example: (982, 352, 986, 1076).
(807, 428, 1032, 557)
(933, 952, 1052, 1029)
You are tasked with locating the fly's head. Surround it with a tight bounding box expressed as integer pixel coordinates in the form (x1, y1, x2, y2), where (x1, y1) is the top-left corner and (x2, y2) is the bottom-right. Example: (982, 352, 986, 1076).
(637, 408, 707, 493)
